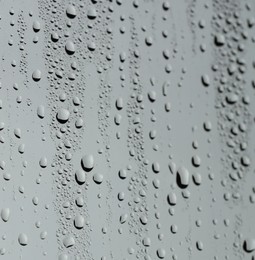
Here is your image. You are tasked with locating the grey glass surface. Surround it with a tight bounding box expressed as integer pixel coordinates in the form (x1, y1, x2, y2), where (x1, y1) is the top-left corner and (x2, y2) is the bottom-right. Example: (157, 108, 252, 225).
(0, 0, 254, 259)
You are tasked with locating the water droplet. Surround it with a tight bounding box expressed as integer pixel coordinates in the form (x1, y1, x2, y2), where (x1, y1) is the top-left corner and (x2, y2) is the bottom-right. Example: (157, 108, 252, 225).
(176, 166, 190, 188)
(167, 192, 177, 206)
(81, 154, 94, 172)
(18, 233, 28, 246)
(63, 235, 75, 248)
(1, 208, 10, 222)
(32, 69, 41, 82)
(74, 215, 85, 229)
(32, 20, 41, 32)
(39, 157, 47, 168)
(75, 169, 86, 185)
(87, 8, 97, 19)
(37, 105, 45, 119)
(56, 108, 70, 124)
(243, 238, 255, 253)
(65, 41, 75, 55)
(66, 5, 76, 19)
(93, 173, 103, 184)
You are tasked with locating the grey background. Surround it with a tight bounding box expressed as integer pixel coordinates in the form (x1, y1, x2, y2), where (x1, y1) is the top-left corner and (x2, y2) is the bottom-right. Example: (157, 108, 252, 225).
(0, 0, 254, 259)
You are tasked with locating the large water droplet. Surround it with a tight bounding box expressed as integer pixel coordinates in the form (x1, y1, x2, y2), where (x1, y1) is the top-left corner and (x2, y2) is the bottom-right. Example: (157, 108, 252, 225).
(81, 154, 94, 172)
(1, 208, 10, 222)
(18, 233, 28, 246)
(56, 108, 70, 124)
(176, 166, 190, 188)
